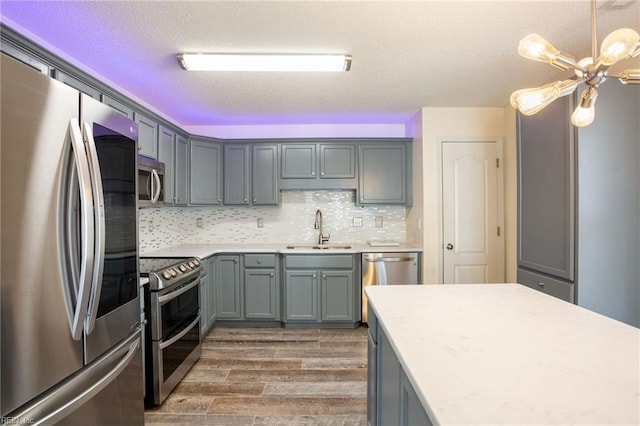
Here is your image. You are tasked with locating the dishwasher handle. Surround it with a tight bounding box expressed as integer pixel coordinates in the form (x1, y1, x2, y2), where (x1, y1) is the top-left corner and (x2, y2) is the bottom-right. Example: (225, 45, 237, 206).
(363, 254, 416, 263)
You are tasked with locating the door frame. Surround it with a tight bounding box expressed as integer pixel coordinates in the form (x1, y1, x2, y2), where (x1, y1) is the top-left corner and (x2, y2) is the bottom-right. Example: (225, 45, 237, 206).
(437, 138, 505, 283)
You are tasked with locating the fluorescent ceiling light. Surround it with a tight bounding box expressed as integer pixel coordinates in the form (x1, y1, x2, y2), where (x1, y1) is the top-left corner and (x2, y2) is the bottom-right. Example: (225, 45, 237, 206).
(177, 53, 352, 72)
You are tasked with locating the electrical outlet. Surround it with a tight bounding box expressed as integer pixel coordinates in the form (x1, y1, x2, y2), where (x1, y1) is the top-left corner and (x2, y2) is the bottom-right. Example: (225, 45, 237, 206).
(148, 220, 154, 232)
(196, 218, 203, 228)
(375, 216, 384, 228)
(353, 217, 363, 227)
(257, 218, 264, 228)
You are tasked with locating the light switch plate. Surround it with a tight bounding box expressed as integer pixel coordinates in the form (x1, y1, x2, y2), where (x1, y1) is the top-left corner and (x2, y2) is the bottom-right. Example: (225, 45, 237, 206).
(353, 217, 363, 227)
(196, 218, 203, 228)
(257, 218, 264, 228)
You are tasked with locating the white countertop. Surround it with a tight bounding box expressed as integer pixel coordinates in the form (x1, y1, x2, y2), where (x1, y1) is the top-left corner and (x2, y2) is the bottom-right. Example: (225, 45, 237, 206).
(141, 242, 422, 258)
(366, 284, 640, 425)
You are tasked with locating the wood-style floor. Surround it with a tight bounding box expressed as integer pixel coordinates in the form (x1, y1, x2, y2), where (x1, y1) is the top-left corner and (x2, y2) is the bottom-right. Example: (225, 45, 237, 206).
(145, 326, 368, 426)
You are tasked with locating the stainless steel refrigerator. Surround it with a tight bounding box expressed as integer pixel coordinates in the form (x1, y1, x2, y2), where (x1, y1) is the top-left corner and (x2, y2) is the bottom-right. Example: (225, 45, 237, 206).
(1, 54, 144, 425)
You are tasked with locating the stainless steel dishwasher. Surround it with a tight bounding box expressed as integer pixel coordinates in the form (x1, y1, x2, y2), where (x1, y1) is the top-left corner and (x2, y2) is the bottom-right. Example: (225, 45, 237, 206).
(361, 252, 420, 322)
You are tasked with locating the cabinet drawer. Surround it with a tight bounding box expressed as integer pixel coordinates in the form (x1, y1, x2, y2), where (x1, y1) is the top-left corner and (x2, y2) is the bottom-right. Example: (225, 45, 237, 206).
(285, 254, 353, 269)
(517, 268, 575, 303)
(244, 254, 277, 268)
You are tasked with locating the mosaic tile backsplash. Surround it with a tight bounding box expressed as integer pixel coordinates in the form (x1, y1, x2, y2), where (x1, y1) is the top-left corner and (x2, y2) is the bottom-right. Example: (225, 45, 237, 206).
(139, 190, 407, 252)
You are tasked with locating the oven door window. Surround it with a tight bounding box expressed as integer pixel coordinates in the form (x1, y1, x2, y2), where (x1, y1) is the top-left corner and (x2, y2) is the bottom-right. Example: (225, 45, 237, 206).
(138, 169, 152, 202)
(161, 318, 199, 381)
(159, 281, 200, 341)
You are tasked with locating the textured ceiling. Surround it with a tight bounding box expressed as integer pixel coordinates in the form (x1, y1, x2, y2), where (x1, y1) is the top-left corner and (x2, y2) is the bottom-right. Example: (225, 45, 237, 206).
(1, 1, 639, 127)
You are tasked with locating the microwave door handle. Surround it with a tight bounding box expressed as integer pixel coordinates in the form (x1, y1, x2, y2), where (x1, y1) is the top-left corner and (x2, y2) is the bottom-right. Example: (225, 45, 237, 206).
(65, 119, 95, 340)
(82, 122, 105, 334)
(151, 168, 161, 203)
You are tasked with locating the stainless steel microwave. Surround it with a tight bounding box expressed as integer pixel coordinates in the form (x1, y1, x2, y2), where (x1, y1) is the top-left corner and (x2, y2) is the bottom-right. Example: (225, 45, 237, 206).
(138, 155, 165, 208)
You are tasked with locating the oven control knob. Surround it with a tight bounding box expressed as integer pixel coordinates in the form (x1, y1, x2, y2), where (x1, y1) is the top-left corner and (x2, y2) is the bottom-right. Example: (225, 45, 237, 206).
(162, 270, 172, 280)
(193, 259, 200, 266)
(188, 261, 195, 268)
(179, 264, 188, 272)
(170, 268, 178, 277)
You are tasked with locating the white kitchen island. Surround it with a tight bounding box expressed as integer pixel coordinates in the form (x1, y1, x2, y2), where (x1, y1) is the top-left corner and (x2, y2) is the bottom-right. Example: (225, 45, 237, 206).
(365, 284, 639, 425)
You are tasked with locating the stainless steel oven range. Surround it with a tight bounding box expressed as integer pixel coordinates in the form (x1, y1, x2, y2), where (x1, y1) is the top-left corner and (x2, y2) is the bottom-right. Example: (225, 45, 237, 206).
(139, 257, 202, 407)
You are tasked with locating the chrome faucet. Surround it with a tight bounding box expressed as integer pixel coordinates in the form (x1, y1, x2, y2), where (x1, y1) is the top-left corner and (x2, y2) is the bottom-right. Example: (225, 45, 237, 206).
(314, 209, 330, 245)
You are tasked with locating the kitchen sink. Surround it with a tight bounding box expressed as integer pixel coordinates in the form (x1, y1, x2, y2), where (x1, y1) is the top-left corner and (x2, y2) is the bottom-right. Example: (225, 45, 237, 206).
(286, 244, 352, 250)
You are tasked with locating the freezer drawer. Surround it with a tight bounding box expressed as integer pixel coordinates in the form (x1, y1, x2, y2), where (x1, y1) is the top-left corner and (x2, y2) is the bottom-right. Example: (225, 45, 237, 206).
(362, 252, 420, 323)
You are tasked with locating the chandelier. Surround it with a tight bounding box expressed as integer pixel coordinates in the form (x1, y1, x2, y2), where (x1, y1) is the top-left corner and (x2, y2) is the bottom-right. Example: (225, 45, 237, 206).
(510, 0, 640, 127)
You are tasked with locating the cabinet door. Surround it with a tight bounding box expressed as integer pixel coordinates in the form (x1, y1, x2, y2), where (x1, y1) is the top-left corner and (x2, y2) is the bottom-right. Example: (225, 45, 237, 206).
(253, 144, 279, 205)
(517, 96, 575, 281)
(224, 144, 250, 205)
(134, 112, 158, 158)
(103, 95, 134, 119)
(281, 144, 316, 178)
(216, 255, 242, 319)
(244, 268, 278, 320)
(321, 270, 354, 321)
(190, 139, 223, 205)
(320, 144, 356, 178)
(207, 257, 217, 325)
(285, 270, 319, 321)
(158, 126, 175, 205)
(199, 276, 208, 338)
(377, 329, 400, 426)
(53, 69, 101, 99)
(174, 134, 188, 205)
(367, 327, 378, 426)
(400, 369, 432, 426)
(358, 144, 407, 204)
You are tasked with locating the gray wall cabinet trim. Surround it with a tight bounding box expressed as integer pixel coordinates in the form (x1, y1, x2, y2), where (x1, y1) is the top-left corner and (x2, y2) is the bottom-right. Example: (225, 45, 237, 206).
(517, 96, 575, 281)
(52, 69, 101, 100)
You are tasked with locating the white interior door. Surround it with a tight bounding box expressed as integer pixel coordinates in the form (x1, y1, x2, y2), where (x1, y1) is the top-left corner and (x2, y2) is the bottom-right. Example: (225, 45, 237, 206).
(442, 141, 502, 284)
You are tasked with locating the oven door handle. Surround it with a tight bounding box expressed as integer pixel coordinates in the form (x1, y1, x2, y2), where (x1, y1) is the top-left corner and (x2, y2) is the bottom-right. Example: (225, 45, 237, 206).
(158, 278, 200, 305)
(159, 316, 199, 350)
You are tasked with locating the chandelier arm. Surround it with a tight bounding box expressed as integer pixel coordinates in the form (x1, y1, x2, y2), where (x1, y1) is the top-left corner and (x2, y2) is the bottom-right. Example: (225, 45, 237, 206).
(591, 0, 598, 60)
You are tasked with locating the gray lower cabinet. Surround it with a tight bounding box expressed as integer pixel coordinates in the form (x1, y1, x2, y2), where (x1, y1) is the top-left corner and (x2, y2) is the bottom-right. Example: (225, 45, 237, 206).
(244, 254, 279, 320)
(200, 274, 208, 338)
(206, 257, 217, 326)
(369, 308, 431, 426)
(358, 143, 411, 205)
(216, 255, 242, 319)
(190, 138, 223, 205)
(134, 112, 158, 158)
(284, 255, 357, 325)
(224, 144, 279, 206)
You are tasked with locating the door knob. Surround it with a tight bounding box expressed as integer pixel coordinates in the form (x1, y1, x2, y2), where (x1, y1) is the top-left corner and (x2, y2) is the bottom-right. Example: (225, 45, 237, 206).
(446, 243, 454, 250)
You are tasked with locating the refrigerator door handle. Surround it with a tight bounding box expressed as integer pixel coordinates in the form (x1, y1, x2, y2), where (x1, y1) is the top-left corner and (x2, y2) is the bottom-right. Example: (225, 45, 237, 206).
(151, 168, 161, 203)
(9, 334, 141, 425)
(82, 122, 106, 334)
(64, 119, 95, 340)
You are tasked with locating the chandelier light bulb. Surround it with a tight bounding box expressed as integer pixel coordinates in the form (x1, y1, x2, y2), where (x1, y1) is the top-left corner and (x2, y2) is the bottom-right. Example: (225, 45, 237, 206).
(571, 87, 598, 127)
(511, 79, 580, 115)
(518, 34, 559, 63)
(599, 28, 640, 66)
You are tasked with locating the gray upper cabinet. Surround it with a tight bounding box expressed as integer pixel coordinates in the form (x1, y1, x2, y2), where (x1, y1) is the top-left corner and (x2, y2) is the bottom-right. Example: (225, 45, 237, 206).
(174, 134, 189, 206)
(189, 138, 223, 205)
(53, 69, 101, 100)
(158, 126, 176, 204)
(224, 144, 251, 205)
(224, 144, 279, 206)
(2, 43, 50, 75)
(320, 144, 356, 179)
(517, 97, 575, 281)
(281, 144, 316, 178)
(103, 95, 135, 120)
(358, 143, 410, 205)
(134, 112, 158, 158)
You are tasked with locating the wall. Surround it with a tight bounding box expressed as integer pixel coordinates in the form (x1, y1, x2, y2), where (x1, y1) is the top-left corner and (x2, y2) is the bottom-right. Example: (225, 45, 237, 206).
(406, 110, 424, 249)
(139, 190, 407, 253)
(418, 108, 510, 284)
(503, 106, 518, 282)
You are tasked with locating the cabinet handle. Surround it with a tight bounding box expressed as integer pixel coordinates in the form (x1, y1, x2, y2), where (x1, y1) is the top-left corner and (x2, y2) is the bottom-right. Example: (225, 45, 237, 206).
(312, 274, 316, 279)
(322, 274, 326, 279)
(311, 172, 315, 176)
(138, 145, 141, 151)
(257, 259, 262, 264)
(217, 198, 222, 202)
(253, 198, 257, 203)
(234, 259, 239, 264)
(244, 198, 248, 203)
(538, 281, 545, 288)
(269, 272, 274, 277)
(321, 172, 325, 176)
